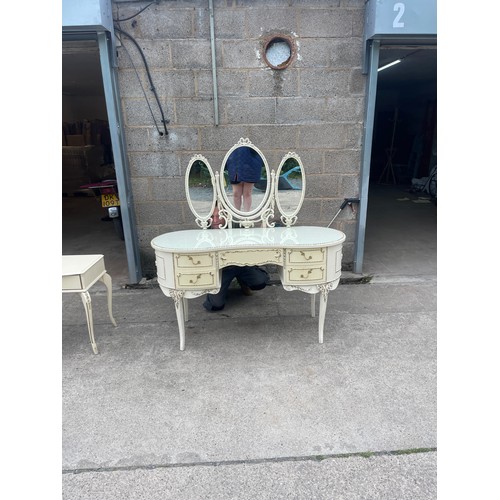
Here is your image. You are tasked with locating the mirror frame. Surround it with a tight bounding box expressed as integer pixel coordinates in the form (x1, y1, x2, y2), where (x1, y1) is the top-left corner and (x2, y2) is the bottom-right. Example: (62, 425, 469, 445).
(184, 140, 306, 229)
(184, 154, 216, 229)
(219, 138, 271, 217)
(274, 152, 305, 227)
(215, 138, 276, 228)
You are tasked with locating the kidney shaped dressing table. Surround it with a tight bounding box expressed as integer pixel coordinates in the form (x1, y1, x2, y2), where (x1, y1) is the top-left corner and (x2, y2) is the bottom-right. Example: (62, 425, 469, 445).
(151, 138, 346, 350)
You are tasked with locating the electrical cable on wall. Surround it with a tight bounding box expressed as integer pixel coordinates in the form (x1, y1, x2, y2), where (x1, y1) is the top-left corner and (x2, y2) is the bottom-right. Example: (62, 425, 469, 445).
(113, 25, 169, 136)
(116, 32, 165, 136)
(114, 1, 156, 22)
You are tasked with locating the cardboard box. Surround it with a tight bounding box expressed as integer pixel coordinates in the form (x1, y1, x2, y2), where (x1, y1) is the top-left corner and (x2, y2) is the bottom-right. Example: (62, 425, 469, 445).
(66, 135, 85, 146)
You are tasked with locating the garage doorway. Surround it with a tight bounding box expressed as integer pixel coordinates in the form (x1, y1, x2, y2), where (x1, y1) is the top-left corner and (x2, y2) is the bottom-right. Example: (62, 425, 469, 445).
(363, 45, 437, 277)
(62, 38, 129, 286)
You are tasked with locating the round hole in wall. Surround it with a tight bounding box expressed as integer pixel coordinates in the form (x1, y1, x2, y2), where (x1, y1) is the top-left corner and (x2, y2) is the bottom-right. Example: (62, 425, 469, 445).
(263, 36, 295, 70)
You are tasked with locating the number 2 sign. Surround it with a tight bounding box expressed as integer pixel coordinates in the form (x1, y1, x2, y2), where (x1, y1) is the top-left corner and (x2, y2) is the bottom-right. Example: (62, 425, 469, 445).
(363, 0, 436, 40)
(393, 2, 405, 28)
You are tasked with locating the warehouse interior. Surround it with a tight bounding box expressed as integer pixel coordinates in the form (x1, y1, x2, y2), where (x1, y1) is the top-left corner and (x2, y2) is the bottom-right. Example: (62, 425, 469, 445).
(363, 44, 437, 277)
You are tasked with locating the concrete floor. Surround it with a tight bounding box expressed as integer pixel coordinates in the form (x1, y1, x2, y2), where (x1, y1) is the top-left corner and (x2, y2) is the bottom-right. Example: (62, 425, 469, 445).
(61, 183, 437, 285)
(363, 184, 437, 278)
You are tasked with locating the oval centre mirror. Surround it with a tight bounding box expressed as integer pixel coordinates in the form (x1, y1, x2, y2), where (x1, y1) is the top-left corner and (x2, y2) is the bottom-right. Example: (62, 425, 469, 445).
(221, 143, 270, 216)
(275, 153, 305, 223)
(185, 155, 216, 227)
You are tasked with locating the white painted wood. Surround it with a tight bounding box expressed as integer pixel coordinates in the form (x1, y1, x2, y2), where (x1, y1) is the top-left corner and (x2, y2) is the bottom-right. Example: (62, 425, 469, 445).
(158, 140, 347, 350)
(152, 226, 345, 350)
(62, 255, 117, 354)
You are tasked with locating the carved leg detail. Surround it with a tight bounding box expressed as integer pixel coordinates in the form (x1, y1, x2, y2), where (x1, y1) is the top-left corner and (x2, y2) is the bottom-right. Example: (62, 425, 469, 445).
(99, 272, 117, 327)
(80, 291, 98, 354)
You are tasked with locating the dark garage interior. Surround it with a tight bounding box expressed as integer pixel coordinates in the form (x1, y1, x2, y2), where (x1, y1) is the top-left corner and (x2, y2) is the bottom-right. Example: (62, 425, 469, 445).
(362, 45, 437, 277)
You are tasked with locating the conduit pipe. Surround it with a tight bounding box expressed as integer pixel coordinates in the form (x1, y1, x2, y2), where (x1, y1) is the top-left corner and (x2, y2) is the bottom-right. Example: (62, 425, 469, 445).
(208, 0, 219, 126)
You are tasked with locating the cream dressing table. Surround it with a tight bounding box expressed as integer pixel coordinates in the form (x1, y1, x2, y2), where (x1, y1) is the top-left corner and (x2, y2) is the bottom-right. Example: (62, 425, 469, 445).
(151, 138, 346, 350)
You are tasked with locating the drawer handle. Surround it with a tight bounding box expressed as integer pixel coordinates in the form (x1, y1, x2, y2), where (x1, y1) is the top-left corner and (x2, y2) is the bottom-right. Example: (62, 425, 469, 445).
(300, 269, 314, 279)
(300, 251, 313, 260)
(188, 274, 202, 284)
(188, 256, 202, 265)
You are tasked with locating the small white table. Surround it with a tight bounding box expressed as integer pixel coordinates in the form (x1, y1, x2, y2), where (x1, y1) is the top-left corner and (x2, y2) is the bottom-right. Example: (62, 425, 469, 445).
(62, 254, 117, 354)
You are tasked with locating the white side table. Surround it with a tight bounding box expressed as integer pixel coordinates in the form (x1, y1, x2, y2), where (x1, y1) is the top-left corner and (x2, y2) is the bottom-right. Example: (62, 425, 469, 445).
(62, 254, 117, 354)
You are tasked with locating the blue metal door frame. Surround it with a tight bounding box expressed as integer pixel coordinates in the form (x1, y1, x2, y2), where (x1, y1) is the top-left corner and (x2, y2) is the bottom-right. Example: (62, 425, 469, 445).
(96, 31, 142, 283)
(353, 40, 380, 275)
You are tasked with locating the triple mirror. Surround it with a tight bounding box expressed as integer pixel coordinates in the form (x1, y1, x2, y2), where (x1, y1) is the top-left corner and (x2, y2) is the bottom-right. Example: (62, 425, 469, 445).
(185, 138, 305, 228)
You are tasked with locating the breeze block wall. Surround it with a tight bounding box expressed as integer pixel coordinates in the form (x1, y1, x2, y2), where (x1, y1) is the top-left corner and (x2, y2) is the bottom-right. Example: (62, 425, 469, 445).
(113, 0, 366, 276)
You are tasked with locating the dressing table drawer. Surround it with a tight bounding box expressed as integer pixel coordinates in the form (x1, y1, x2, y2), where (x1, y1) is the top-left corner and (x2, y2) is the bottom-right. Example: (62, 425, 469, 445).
(175, 253, 215, 268)
(219, 248, 282, 267)
(176, 271, 216, 289)
(286, 248, 326, 265)
(286, 266, 326, 284)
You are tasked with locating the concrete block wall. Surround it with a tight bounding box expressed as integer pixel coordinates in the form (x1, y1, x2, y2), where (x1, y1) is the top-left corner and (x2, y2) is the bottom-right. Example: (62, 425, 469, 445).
(113, 0, 366, 274)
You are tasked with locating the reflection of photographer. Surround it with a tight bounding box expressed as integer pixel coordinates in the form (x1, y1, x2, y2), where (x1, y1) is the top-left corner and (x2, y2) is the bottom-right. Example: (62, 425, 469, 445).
(226, 147, 263, 212)
(203, 204, 270, 312)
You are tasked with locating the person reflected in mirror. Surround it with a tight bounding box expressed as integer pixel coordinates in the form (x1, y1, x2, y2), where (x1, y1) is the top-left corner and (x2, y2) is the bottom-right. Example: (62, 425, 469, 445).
(203, 203, 270, 312)
(226, 147, 263, 212)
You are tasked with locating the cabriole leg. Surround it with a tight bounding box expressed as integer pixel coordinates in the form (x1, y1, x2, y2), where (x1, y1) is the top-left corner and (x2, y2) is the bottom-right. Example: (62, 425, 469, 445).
(173, 292, 186, 351)
(99, 272, 117, 327)
(318, 290, 329, 344)
(311, 294, 316, 317)
(80, 291, 98, 354)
